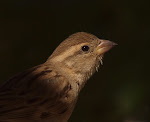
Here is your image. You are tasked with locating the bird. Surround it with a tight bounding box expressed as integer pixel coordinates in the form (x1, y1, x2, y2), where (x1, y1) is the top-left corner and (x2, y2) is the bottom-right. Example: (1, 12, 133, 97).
(0, 32, 116, 122)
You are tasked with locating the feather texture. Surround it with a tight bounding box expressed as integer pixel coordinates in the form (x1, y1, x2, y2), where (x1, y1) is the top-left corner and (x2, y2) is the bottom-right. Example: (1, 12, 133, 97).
(0, 64, 75, 122)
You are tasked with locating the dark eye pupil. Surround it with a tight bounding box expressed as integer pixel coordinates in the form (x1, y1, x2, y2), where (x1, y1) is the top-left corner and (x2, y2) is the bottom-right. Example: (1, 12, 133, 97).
(82, 45, 89, 51)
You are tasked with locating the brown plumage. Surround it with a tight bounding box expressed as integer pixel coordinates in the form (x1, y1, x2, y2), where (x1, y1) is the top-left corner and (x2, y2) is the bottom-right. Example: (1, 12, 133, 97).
(0, 32, 116, 122)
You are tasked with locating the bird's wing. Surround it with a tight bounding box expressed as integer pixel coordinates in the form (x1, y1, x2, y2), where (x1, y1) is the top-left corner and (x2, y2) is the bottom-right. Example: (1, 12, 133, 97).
(0, 64, 71, 121)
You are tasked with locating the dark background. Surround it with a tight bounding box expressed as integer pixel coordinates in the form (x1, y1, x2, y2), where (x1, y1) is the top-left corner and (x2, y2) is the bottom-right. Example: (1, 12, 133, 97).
(0, 0, 150, 122)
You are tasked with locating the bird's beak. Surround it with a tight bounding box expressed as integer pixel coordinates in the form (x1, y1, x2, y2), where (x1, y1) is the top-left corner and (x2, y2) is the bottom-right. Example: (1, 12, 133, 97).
(96, 40, 117, 55)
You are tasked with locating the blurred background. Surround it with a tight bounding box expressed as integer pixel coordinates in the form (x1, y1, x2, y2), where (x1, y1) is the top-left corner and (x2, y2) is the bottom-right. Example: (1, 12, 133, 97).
(0, 0, 150, 122)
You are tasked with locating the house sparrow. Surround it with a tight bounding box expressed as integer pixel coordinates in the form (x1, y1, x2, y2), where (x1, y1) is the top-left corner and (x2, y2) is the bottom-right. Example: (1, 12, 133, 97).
(0, 32, 116, 122)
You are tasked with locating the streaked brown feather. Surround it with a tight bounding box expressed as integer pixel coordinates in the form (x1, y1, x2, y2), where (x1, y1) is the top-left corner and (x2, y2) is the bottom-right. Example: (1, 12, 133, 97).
(0, 64, 72, 121)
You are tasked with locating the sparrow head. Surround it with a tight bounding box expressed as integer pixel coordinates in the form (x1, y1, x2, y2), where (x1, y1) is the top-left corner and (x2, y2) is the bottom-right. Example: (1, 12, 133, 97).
(48, 32, 116, 78)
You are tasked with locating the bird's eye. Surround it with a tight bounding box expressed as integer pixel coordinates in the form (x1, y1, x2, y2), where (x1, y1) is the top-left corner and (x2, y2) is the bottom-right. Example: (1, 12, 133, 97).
(81, 45, 89, 52)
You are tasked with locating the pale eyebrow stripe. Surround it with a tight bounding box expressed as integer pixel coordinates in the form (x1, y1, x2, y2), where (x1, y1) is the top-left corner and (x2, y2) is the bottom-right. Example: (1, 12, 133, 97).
(51, 43, 88, 62)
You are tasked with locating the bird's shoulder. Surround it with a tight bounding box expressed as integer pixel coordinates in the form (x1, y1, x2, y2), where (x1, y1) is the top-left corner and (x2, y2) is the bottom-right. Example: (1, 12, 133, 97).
(0, 64, 65, 92)
(0, 64, 73, 121)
